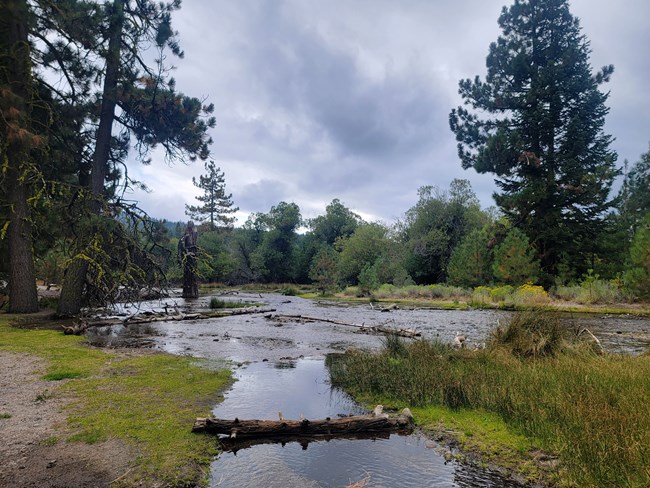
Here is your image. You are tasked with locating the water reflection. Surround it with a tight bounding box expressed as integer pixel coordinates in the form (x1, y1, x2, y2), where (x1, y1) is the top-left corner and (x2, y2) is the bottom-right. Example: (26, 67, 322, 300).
(210, 360, 523, 488)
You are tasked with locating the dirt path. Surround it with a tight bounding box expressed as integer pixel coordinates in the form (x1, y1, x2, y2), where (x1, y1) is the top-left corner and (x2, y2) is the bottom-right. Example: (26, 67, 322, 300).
(0, 351, 133, 487)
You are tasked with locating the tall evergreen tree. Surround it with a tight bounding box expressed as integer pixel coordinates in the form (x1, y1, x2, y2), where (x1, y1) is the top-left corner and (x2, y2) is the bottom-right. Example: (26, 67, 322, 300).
(449, 0, 618, 283)
(620, 144, 650, 234)
(0, 0, 40, 312)
(185, 161, 238, 229)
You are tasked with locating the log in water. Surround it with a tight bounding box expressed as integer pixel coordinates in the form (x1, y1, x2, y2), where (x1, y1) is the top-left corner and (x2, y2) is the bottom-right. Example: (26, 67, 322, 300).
(193, 407, 414, 439)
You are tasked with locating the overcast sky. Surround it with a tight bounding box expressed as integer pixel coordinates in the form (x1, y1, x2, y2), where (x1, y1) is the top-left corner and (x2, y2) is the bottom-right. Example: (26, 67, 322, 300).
(127, 0, 650, 225)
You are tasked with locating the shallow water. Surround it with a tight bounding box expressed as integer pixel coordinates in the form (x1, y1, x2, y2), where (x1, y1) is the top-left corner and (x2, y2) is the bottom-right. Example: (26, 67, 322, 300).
(210, 359, 522, 488)
(98, 292, 650, 487)
(141, 293, 650, 360)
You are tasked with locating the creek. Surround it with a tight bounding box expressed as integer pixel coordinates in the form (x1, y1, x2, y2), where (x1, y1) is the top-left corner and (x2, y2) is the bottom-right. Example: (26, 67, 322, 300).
(96, 292, 650, 487)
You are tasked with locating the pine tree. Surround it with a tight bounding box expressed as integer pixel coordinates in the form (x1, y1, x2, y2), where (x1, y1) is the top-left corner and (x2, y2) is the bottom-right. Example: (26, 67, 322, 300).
(493, 228, 540, 285)
(620, 144, 650, 233)
(449, 0, 618, 283)
(447, 229, 492, 288)
(624, 212, 650, 299)
(0, 0, 40, 312)
(185, 161, 238, 230)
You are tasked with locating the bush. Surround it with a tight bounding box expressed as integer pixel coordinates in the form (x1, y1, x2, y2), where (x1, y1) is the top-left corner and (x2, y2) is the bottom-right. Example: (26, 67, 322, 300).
(209, 297, 244, 309)
(488, 311, 568, 358)
(512, 283, 550, 305)
(553, 273, 628, 304)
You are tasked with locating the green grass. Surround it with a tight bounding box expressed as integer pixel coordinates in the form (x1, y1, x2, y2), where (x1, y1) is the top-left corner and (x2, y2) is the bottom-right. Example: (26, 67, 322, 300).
(0, 412, 11, 419)
(208, 297, 249, 309)
(43, 371, 85, 381)
(0, 315, 231, 487)
(327, 314, 650, 487)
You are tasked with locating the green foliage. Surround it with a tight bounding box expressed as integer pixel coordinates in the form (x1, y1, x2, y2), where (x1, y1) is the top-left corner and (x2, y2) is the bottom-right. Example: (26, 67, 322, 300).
(625, 213, 650, 299)
(308, 199, 362, 245)
(196, 230, 235, 283)
(620, 144, 650, 233)
(447, 228, 492, 287)
(357, 263, 380, 296)
(553, 279, 628, 304)
(449, 0, 618, 282)
(492, 228, 540, 286)
(250, 202, 301, 283)
(280, 286, 297, 296)
(35, 240, 68, 284)
(399, 181, 488, 284)
(336, 222, 390, 286)
(185, 161, 238, 229)
(308, 246, 339, 295)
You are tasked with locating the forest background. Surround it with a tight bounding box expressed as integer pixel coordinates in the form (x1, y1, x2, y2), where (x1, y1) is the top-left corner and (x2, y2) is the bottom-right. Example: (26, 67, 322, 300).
(1, 0, 649, 315)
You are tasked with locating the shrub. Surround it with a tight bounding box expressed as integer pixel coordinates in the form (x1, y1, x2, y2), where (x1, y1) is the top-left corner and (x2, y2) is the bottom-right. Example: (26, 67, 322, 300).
(489, 285, 515, 303)
(488, 311, 568, 358)
(512, 283, 550, 305)
(209, 297, 245, 309)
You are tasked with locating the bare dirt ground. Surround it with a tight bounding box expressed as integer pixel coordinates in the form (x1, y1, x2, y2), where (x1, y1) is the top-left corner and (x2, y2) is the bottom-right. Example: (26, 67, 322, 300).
(0, 351, 134, 488)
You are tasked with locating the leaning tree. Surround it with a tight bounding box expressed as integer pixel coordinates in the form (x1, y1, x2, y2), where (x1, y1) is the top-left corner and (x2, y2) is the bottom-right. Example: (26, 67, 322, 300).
(449, 0, 618, 282)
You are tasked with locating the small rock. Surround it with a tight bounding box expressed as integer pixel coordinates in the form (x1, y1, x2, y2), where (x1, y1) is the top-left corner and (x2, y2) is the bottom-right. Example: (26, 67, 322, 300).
(47, 460, 57, 468)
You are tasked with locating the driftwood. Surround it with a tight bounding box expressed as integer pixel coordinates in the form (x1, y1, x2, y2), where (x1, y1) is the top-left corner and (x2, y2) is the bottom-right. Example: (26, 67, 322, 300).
(578, 327, 605, 354)
(193, 407, 414, 440)
(264, 313, 420, 338)
(62, 307, 277, 334)
(124, 307, 276, 325)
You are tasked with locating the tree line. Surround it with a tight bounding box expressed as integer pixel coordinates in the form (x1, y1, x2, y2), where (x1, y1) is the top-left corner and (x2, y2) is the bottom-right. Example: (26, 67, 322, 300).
(151, 162, 649, 300)
(1, 0, 649, 314)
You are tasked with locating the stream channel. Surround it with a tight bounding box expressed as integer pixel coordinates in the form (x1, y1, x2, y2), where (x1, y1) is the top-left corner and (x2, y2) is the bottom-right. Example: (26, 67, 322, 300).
(97, 292, 650, 487)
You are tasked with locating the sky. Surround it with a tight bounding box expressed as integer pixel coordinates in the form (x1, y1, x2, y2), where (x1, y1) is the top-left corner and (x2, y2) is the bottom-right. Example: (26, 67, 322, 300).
(126, 0, 650, 226)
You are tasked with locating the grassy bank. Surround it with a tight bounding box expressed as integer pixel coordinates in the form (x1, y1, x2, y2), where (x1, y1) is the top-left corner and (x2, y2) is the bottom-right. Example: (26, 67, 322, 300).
(0, 315, 231, 487)
(335, 283, 650, 315)
(327, 313, 650, 486)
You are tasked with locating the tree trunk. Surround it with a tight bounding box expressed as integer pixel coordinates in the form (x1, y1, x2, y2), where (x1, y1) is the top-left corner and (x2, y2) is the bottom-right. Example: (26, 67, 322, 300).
(1, 0, 39, 313)
(57, 0, 124, 316)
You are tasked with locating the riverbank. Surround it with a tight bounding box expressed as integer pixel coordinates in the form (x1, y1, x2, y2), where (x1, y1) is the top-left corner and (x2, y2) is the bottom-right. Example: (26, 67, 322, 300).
(0, 313, 231, 487)
(299, 291, 650, 316)
(327, 313, 650, 487)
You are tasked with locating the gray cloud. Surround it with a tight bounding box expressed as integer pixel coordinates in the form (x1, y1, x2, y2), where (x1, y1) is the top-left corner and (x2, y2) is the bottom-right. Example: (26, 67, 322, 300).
(127, 0, 650, 224)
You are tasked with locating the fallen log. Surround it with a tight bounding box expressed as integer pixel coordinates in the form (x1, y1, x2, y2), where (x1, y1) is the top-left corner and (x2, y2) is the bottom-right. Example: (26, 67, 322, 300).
(264, 313, 420, 338)
(193, 407, 414, 439)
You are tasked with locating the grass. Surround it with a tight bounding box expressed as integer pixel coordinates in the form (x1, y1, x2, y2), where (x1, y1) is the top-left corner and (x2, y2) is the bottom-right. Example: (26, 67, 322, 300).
(208, 297, 251, 309)
(0, 412, 11, 419)
(327, 313, 650, 487)
(0, 314, 231, 487)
